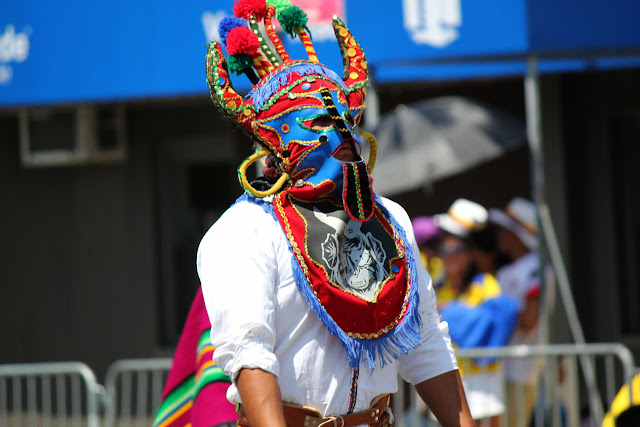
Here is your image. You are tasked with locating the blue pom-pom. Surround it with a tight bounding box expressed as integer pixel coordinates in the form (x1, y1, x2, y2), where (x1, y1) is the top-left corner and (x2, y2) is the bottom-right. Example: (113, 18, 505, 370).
(219, 16, 248, 46)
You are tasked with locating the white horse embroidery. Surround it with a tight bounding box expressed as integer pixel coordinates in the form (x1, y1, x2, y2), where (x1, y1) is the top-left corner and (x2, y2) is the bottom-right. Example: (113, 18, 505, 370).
(313, 209, 387, 302)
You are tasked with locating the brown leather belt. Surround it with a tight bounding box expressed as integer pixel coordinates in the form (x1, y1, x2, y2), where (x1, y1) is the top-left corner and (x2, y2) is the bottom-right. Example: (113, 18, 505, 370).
(237, 394, 392, 427)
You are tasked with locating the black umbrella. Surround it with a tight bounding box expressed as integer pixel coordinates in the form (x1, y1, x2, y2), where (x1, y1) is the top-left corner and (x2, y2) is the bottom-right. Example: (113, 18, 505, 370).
(367, 96, 526, 196)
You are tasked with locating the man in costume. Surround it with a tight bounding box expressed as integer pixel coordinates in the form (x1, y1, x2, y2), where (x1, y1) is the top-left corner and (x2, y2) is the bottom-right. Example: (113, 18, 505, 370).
(198, 1, 474, 425)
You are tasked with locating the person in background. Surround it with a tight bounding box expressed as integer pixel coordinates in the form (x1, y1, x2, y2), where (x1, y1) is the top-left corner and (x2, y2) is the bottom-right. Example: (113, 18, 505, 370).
(434, 199, 519, 427)
(468, 222, 507, 276)
(489, 197, 551, 427)
(412, 216, 445, 287)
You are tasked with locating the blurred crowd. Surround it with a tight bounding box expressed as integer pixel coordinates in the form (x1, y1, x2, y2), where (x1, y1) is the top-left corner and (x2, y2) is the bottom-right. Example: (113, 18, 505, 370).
(412, 197, 550, 427)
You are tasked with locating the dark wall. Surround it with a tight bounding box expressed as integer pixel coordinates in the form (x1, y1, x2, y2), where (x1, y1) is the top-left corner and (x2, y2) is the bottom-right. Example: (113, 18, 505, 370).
(562, 68, 640, 351)
(0, 98, 240, 379)
(0, 111, 156, 378)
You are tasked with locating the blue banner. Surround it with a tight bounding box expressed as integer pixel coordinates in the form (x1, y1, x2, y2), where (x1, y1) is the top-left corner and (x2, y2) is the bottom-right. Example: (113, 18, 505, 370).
(1, 0, 639, 108)
(529, 0, 640, 53)
(0, 0, 235, 107)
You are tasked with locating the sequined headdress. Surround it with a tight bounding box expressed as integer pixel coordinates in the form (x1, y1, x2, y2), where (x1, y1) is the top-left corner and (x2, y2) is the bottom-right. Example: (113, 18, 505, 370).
(207, 0, 377, 221)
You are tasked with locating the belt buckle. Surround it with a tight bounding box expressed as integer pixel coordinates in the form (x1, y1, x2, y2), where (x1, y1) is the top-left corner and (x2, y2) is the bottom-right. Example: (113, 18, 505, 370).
(312, 415, 345, 427)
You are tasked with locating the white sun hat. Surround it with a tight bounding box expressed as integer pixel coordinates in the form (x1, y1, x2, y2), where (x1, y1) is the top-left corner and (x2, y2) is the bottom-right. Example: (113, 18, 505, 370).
(489, 196, 538, 250)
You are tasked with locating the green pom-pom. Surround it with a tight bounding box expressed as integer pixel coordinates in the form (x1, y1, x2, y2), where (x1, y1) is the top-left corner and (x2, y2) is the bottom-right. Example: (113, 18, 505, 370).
(279, 6, 309, 38)
(228, 53, 254, 76)
(267, 0, 292, 18)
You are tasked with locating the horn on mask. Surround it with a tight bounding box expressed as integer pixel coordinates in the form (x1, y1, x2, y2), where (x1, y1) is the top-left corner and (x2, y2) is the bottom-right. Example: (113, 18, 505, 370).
(332, 16, 368, 120)
(206, 41, 256, 125)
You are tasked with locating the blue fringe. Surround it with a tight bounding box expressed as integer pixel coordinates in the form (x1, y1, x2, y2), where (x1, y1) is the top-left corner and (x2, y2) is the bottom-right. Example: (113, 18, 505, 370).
(248, 63, 347, 110)
(241, 194, 423, 370)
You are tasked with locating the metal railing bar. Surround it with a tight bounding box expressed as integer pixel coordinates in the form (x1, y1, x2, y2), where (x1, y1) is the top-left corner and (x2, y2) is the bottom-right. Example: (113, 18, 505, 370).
(0, 378, 7, 427)
(12, 376, 22, 427)
(56, 374, 66, 427)
(151, 370, 163, 416)
(71, 375, 81, 427)
(27, 376, 36, 427)
(121, 371, 132, 424)
(0, 362, 98, 378)
(42, 375, 52, 427)
(137, 371, 148, 427)
(605, 354, 615, 408)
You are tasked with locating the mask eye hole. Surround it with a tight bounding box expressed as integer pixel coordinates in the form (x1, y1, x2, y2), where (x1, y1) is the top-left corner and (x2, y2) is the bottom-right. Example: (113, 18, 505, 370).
(298, 114, 335, 133)
(343, 111, 356, 129)
(310, 115, 335, 130)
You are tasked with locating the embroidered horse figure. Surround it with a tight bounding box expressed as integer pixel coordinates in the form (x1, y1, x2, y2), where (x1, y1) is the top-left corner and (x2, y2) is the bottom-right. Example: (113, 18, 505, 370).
(313, 209, 386, 301)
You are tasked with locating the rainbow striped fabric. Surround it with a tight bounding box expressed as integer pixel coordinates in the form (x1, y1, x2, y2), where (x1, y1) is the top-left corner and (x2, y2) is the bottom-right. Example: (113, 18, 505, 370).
(153, 288, 237, 427)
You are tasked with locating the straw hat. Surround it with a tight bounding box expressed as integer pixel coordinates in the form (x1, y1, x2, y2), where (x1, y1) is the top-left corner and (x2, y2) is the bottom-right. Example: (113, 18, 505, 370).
(434, 198, 488, 238)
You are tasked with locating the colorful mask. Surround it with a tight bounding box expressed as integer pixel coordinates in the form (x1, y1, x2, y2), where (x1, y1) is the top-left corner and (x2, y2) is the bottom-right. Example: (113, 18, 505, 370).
(206, 0, 378, 221)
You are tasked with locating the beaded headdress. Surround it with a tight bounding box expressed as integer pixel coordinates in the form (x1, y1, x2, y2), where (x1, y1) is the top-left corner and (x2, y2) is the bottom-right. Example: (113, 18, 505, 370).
(207, 0, 377, 220)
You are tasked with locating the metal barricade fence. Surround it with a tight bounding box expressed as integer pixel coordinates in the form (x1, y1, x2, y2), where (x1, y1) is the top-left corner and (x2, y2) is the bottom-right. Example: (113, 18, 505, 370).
(0, 361, 104, 427)
(103, 358, 172, 427)
(393, 343, 635, 427)
(0, 343, 634, 427)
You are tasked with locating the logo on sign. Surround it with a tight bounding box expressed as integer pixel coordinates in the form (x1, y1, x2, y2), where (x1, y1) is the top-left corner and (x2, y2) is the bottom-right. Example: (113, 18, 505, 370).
(402, 0, 461, 48)
(0, 25, 31, 85)
(202, 10, 227, 43)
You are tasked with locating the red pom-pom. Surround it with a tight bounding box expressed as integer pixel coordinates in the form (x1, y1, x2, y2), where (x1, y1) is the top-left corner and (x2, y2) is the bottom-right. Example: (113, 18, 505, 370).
(233, 0, 267, 21)
(226, 26, 260, 56)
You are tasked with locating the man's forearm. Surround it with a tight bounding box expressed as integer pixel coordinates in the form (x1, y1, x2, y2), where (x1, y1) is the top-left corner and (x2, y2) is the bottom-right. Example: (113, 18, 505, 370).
(236, 368, 286, 427)
(415, 370, 475, 426)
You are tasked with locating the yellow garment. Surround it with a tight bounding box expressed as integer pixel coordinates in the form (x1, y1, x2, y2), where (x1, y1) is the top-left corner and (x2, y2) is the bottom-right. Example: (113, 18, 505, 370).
(420, 251, 445, 287)
(435, 273, 501, 306)
(602, 373, 640, 427)
(437, 273, 503, 376)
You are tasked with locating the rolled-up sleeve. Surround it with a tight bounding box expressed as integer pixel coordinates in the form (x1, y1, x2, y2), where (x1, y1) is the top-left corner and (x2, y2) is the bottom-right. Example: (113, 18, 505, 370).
(382, 198, 458, 384)
(197, 202, 280, 382)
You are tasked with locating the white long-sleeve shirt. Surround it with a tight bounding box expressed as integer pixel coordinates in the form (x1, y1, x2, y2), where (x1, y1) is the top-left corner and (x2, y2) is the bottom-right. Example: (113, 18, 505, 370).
(198, 196, 457, 417)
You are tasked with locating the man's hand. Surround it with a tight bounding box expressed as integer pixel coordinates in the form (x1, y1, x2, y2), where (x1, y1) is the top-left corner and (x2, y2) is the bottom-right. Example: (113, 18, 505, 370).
(236, 368, 286, 427)
(415, 370, 475, 426)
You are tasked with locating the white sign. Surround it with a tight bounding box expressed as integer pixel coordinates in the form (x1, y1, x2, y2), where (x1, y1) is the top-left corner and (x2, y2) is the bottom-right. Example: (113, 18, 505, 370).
(402, 0, 462, 48)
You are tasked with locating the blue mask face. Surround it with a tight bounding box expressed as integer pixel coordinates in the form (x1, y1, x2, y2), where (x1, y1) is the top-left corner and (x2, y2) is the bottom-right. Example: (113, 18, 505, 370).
(257, 85, 364, 197)
(255, 80, 375, 221)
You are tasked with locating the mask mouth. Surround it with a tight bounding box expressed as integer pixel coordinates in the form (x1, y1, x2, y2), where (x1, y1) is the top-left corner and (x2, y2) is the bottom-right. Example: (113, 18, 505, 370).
(332, 139, 361, 162)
